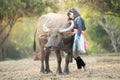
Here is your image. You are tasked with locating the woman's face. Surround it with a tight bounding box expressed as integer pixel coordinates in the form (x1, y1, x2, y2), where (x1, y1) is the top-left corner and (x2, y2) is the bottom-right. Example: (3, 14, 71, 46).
(69, 12, 74, 19)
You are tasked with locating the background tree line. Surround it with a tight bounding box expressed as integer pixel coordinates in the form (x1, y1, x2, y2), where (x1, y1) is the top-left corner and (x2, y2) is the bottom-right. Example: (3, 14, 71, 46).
(0, 0, 120, 61)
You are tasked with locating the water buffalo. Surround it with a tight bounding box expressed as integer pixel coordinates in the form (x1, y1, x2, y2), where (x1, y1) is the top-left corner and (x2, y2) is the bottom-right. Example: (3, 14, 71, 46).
(33, 13, 74, 74)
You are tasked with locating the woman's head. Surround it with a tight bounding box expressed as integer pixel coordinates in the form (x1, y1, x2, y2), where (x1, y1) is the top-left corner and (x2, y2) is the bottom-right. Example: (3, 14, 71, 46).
(67, 12, 74, 19)
(67, 8, 80, 19)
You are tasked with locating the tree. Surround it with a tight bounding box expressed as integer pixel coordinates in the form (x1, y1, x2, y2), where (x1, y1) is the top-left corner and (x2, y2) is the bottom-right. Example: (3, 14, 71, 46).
(0, 0, 45, 46)
(98, 15, 120, 52)
(78, 0, 120, 17)
(77, 0, 120, 52)
(0, 0, 59, 60)
(0, 0, 60, 46)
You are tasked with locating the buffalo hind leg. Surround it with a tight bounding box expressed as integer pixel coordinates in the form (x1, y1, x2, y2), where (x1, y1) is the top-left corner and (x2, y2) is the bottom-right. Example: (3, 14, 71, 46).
(64, 52, 70, 74)
(55, 50, 62, 74)
(45, 51, 52, 74)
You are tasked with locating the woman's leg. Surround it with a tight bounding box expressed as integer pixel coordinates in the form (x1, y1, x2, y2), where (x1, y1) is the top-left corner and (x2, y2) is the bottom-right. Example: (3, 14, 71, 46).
(76, 56, 86, 67)
(73, 51, 85, 69)
(73, 34, 88, 70)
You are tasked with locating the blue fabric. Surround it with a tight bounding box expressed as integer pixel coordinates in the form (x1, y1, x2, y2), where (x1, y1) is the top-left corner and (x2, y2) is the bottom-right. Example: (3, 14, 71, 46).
(77, 34, 80, 39)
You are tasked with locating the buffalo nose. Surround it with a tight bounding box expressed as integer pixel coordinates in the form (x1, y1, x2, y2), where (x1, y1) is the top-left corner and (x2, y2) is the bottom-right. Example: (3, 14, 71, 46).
(46, 46, 52, 50)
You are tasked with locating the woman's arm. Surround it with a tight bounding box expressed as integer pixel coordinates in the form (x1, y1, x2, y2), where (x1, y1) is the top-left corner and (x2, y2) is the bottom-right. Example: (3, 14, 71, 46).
(76, 17, 82, 35)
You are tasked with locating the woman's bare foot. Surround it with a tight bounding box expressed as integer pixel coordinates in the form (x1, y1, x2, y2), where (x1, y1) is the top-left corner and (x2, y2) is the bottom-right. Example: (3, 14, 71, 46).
(83, 66, 91, 74)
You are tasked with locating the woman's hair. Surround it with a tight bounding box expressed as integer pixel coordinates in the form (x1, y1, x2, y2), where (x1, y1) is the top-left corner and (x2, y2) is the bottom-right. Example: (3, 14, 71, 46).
(67, 11, 72, 20)
(67, 8, 80, 19)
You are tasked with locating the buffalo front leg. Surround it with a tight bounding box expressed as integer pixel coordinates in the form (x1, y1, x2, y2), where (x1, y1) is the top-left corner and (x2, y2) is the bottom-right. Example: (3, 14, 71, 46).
(40, 50, 45, 74)
(40, 49, 45, 74)
(39, 38, 48, 74)
(45, 51, 52, 74)
(55, 50, 62, 74)
(64, 52, 70, 74)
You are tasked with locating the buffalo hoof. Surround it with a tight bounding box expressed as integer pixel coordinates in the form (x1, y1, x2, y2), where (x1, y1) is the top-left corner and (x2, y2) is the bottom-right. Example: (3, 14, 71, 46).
(64, 68, 69, 74)
(40, 69, 45, 74)
(56, 72, 63, 75)
(45, 69, 52, 74)
(56, 69, 63, 75)
(64, 71, 69, 74)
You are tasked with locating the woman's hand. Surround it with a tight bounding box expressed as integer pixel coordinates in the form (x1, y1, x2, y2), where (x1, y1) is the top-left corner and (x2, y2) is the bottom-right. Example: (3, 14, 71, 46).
(81, 31, 84, 34)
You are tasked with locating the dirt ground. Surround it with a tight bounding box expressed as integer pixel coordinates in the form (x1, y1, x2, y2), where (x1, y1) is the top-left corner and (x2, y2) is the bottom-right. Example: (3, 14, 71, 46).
(0, 53, 120, 80)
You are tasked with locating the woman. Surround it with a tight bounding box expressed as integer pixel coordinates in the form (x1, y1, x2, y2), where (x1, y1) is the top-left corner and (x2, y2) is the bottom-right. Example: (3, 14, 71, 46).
(67, 8, 89, 72)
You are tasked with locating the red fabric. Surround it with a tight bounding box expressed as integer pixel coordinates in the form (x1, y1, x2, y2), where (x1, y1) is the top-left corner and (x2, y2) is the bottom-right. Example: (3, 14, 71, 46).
(81, 32, 88, 51)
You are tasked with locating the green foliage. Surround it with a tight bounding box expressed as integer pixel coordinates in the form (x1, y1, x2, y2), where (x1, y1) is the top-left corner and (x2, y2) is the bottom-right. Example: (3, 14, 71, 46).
(5, 45, 22, 59)
(4, 58, 12, 61)
(78, 0, 120, 17)
(9, 17, 38, 58)
(80, 8, 114, 53)
(0, 38, 22, 60)
(0, 0, 60, 60)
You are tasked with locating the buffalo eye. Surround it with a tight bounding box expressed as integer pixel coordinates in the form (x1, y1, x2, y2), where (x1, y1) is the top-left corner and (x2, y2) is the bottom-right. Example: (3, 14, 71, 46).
(55, 35, 58, 38)
(48, 33, 51, 37)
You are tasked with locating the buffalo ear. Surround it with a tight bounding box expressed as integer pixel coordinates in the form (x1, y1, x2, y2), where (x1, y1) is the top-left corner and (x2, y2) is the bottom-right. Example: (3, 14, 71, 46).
(59, 32, 64, 36)
(61, 31, 74, 38)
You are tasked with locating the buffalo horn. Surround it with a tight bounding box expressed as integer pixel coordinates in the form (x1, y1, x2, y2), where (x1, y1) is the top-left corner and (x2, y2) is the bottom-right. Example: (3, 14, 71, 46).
(59, 20, 74, 33)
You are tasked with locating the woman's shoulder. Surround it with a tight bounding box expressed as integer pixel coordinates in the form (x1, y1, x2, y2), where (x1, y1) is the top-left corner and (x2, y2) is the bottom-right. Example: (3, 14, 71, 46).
(74, 16, 81, 21)
(74, 16, 82, 23)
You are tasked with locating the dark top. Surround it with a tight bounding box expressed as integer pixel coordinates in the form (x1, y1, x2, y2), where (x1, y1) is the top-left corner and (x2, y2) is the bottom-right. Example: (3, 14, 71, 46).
(74, 16, 82, 34)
